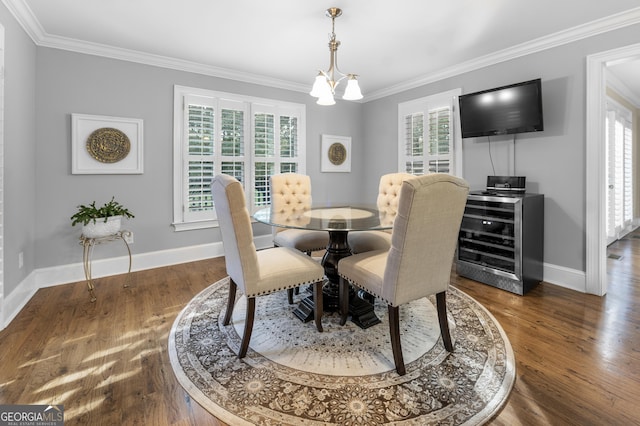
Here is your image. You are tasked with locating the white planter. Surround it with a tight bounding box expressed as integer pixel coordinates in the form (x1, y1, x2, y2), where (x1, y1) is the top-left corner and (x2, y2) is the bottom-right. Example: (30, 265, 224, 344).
(82, 216, 122, 238)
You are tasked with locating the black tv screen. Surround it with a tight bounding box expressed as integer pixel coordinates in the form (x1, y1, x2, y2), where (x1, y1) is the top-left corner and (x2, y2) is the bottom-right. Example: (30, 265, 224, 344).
(458, 79, 544, 138)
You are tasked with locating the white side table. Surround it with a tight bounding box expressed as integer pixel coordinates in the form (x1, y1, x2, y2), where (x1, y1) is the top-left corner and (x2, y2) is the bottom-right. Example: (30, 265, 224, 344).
(79, 230, 132, 302)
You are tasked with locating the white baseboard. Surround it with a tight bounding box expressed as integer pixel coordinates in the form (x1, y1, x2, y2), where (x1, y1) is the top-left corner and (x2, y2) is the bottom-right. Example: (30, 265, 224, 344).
(542, 263, 586, 293)
(2, 270, 38, 329)
(2, 235, 581, 329)
(34, 241, 229, 289)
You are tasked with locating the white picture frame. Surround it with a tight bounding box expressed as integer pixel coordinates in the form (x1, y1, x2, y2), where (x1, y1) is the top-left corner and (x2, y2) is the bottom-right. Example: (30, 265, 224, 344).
(321, 134, 351, 173)
(71, 113, 144, 174)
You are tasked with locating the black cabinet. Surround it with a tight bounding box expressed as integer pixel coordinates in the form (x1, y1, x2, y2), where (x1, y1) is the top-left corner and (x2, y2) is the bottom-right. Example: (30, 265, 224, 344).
(456, 192, 544, 295)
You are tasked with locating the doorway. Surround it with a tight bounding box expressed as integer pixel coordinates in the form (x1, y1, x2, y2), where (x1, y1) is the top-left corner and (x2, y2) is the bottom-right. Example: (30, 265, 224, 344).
(586, 43, 640, 296)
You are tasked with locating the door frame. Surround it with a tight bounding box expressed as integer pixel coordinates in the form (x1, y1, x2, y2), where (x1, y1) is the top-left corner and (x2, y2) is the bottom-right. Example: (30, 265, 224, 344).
(586, 42, 640, 296)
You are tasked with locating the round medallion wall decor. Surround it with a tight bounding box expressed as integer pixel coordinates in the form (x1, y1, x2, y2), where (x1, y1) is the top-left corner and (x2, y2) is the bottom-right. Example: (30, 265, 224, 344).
(328, 142, 347, 165)
(86, 127, 131, 163)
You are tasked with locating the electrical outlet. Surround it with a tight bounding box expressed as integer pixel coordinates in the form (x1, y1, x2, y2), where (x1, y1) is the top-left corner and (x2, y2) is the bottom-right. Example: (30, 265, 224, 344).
(18, 252, 24, 269)
(124, 232, 134, 244)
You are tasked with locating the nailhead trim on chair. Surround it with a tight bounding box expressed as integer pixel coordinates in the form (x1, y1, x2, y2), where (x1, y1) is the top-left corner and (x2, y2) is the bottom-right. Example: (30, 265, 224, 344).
(244, 278, 322, 298)
(338, 273, 396, 307)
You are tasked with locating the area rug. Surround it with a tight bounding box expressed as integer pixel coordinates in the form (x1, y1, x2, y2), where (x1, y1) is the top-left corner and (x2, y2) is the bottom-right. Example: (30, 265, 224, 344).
(168, 277, 515, 425)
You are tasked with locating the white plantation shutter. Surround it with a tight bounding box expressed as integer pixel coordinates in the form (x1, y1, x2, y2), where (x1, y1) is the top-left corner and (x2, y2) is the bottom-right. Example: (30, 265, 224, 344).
(182, 96, 248, 223)
(173, 86, 305, 229)
(279, 114, 300, 171)
(606, 99, 634, 242)
(251, 105, 304, 211)
(253, 108, 276, 209)
(623, 119, 633, 226)
(219, 99, 247, 186)
(403, 112, 425, 175)
(427, 107, 451, 173)
(398, 89, 462, 177)
(184, 95, 216, 222)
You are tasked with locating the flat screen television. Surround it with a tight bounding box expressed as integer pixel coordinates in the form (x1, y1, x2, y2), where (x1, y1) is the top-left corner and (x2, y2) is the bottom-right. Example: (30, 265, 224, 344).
(458, 78, 544, 138)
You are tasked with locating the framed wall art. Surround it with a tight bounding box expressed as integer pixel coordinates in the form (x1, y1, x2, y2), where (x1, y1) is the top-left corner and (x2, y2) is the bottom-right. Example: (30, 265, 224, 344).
(321, 134, 351, 173)
(71, 113, 144, 174)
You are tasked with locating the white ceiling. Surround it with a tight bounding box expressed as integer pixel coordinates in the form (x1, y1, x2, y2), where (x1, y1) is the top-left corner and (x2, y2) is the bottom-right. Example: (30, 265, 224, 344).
(7, 0, 640, 99)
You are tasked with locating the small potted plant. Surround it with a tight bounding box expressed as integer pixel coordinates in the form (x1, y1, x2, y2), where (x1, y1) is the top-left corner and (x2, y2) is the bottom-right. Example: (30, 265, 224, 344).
(71, 196, 135, 238)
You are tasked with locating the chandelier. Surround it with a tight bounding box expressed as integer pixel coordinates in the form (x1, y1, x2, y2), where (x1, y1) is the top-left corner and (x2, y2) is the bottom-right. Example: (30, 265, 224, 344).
(309, 7, 363, 105)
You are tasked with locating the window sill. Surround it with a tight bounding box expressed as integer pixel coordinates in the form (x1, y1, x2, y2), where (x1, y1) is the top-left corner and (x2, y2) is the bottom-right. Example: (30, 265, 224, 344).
(172, 220, 219, 232)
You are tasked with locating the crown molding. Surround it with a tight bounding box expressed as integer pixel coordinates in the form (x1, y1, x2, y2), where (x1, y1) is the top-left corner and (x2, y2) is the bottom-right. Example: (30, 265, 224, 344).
(37, 33, 310, 93)
(4, 0, 640, 100)
(366, 7, 640, 100)
(2, 0, 44, 41)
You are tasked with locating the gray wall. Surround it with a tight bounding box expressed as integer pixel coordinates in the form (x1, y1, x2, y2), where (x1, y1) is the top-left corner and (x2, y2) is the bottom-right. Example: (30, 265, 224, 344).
(33, 48, 363, 269)
(1, 5, 37, 296)
(363, 23, 640, 272)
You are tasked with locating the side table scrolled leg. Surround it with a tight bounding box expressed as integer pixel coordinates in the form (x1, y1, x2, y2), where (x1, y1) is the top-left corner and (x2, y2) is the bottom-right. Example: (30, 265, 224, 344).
(79, 230, 133, 302)
(121, 230, 133, 288)
(82, 240, 97, 302)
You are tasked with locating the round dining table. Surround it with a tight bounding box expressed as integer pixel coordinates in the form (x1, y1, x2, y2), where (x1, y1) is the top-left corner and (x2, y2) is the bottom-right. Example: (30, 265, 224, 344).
(253, 205, 392, 328)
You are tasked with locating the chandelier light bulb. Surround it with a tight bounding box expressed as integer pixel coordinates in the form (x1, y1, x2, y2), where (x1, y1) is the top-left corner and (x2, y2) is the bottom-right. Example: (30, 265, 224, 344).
(311, 74, 333, 100)
(343, 76, 363, 100)
(317, 92, 336, 106)
(310, 74, 327, 98)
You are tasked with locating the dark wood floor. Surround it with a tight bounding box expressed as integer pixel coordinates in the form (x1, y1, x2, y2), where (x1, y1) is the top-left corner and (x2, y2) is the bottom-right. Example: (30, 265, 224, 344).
(1, 240, 639, 425)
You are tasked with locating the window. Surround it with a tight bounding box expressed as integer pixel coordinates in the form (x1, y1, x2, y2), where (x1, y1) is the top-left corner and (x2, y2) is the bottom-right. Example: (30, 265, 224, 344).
(398, 89, 462, 177)
(173, 86, 306, 230)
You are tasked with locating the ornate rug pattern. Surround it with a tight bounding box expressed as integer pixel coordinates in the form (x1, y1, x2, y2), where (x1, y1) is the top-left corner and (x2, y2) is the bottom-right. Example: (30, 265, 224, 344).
(168, 278, 515, 425)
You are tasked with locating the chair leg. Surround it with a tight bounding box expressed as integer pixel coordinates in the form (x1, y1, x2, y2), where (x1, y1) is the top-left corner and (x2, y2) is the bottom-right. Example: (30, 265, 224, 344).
(436, 291, 454, 352)
(388, 305, 406, 376)
(339, 277, 349, 326)
(238, 297, 256, 358)
(287, 288, 294, 304)
(223, 279, 238, 326)
(313, 281, 323, 332)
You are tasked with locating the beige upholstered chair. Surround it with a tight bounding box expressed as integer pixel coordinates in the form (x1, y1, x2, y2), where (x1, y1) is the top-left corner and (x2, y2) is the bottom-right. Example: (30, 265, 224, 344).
(348, 172, 415, 254)
(338, 173, 469, 375)
(270, 173, 329, 255)
(270, 173, 330, 304)
(211, 174, 325, 358)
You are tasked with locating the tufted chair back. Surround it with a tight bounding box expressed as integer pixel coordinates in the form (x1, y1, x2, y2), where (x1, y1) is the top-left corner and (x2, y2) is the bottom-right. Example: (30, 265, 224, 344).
(270, 173, 313, 234)
(347, 172, 417, 254)
(383, 173, 469, 305)
(376, 173, 416, 226)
